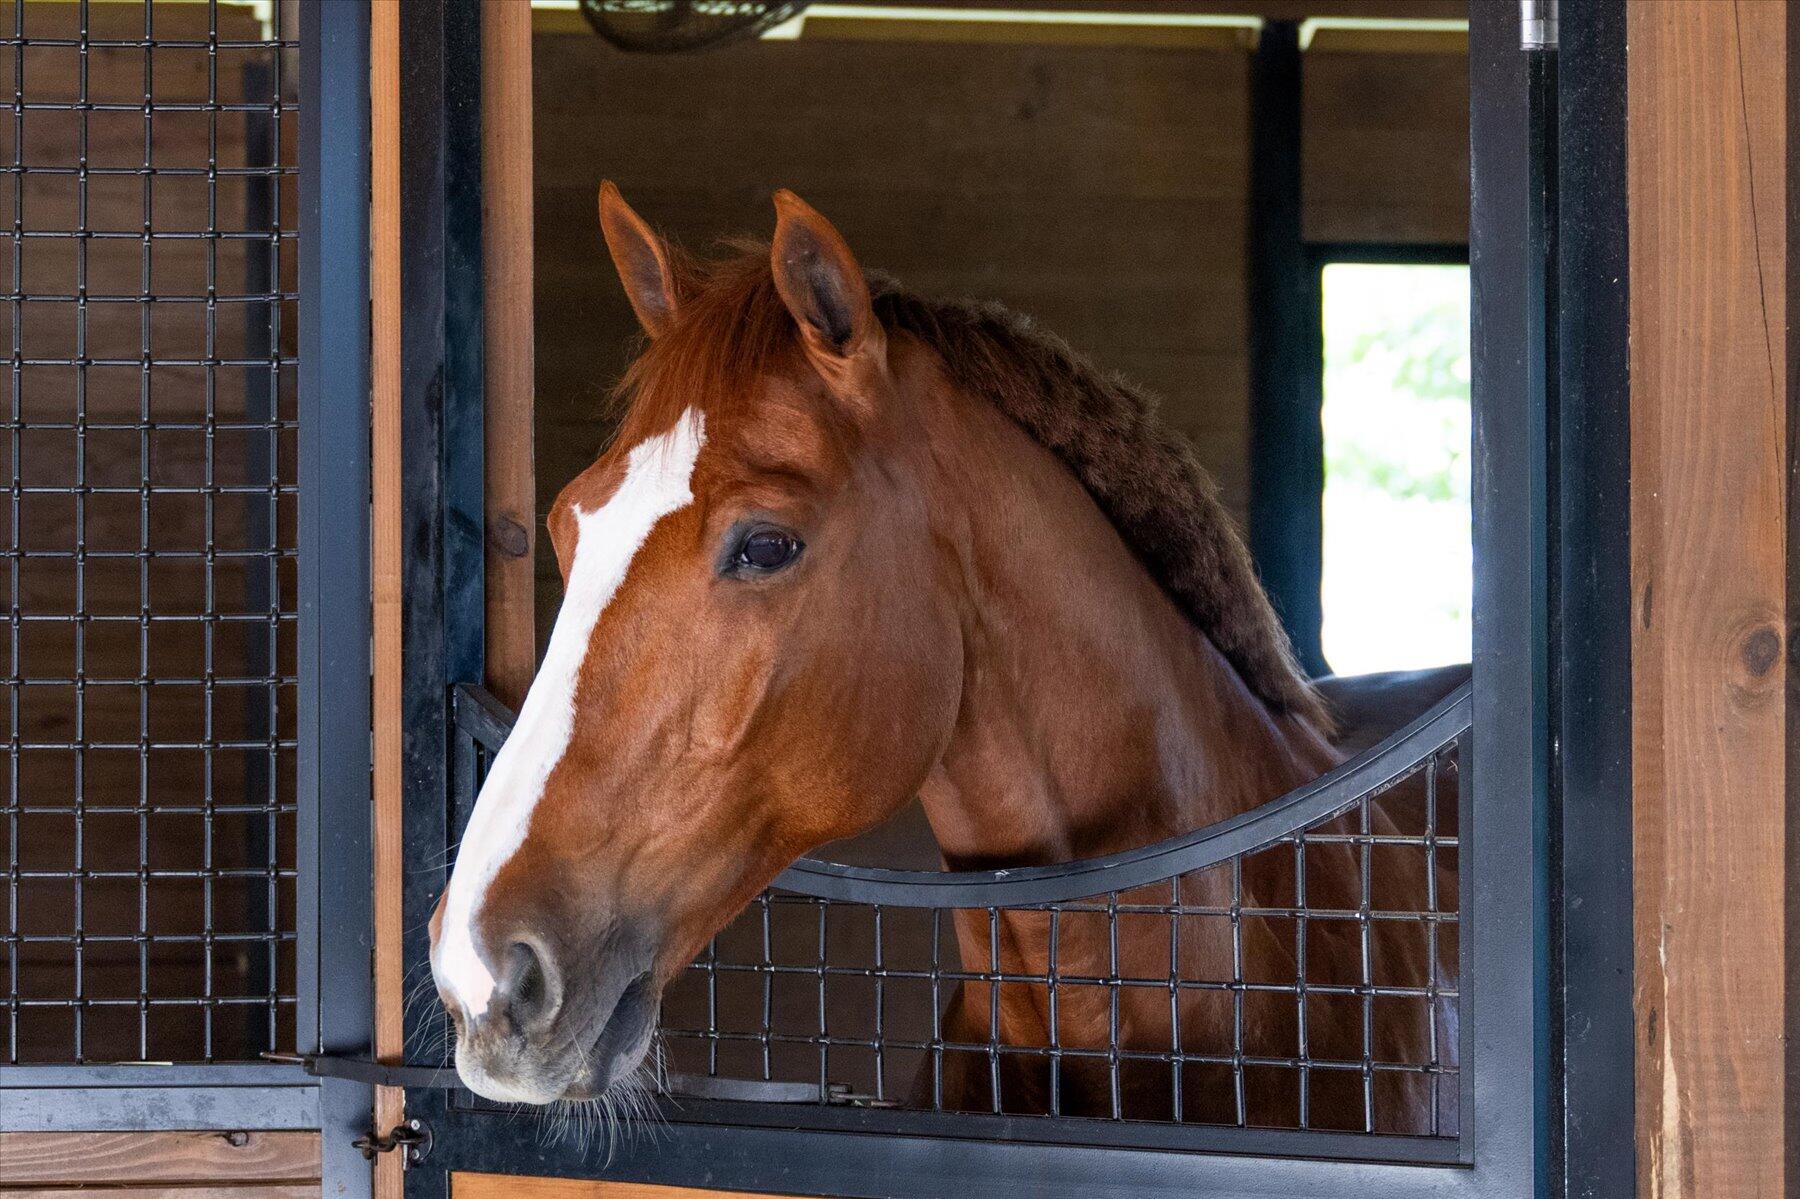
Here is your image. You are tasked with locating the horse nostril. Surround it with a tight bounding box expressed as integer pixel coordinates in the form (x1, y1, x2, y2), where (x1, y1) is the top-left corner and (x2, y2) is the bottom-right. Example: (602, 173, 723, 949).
(496, 939, 561, 1033)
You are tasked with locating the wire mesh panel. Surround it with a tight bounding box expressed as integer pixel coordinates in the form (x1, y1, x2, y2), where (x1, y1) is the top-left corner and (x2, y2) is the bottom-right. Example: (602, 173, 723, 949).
(656, 746, 1460, 1139)
(1, 0, 299, 1066)
(445, 684, 1466, 1154)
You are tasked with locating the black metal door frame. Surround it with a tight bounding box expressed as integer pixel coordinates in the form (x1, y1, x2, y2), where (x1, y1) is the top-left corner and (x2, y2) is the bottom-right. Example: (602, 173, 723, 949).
(387, 3, 1632, 1195)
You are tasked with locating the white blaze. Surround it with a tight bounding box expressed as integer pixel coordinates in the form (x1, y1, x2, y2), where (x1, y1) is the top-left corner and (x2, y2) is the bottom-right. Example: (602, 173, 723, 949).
(434, 408, 706, 1019)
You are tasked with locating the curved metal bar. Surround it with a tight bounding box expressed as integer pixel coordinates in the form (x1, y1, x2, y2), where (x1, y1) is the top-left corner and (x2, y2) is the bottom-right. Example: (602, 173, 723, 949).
(451, 680, 1470, 908)
(453, 681, 518, 755)
(770, 683, 1469, 906)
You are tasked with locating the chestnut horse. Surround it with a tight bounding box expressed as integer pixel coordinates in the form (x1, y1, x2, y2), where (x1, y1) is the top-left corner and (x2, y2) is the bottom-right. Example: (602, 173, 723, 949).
(429, 185, 1453, 1132)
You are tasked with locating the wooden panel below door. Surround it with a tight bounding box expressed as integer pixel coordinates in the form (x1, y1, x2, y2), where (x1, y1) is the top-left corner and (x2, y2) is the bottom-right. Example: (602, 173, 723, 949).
(1, 1189, 316, 1199)
(453, 1173, 806, 1199)
(0, 1130, 319, 1187)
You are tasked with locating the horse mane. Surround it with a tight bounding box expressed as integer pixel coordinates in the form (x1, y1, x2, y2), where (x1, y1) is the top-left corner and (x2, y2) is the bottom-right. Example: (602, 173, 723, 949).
(618, 244, 1329, 730)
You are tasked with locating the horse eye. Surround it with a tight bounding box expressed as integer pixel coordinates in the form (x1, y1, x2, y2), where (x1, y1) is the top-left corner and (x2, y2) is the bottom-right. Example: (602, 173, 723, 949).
(736, 528, 803, 573)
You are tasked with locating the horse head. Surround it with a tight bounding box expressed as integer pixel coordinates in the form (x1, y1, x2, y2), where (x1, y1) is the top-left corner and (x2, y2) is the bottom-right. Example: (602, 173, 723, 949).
(429, 186, 968, 1103)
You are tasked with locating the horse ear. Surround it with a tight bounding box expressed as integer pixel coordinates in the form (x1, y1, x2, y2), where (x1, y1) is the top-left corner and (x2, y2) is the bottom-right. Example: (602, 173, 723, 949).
(770, 190, 883, 367)
(597, 181, 679, 338)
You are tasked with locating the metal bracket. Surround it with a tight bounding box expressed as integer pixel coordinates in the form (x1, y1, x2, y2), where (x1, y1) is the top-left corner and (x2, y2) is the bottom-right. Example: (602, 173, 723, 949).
(266, 1050, 829, 1104)
(353, 1118, 433, 1167)
(262, 1051, 459, 1090)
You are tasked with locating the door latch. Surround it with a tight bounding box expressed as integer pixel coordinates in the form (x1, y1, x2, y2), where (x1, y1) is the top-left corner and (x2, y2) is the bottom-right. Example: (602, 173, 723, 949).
(353, 1118, 432, 1168)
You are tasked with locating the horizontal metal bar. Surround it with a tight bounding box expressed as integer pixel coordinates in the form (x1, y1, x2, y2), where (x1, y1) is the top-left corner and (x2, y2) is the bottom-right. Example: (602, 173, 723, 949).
(0, 1067, 318, 1131)
(0, 1085, 319, 1132)
(0, 1063, 312, 1088)
(638, 1095, 1467, 1168)
(423, 1091, 1472, 1194)
(298, 1051, 821, 1104)
(289, 1053, 458, 1089)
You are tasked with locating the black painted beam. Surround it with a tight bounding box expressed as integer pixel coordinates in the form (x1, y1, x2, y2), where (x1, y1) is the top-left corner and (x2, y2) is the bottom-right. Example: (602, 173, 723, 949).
(1246, 20, 1326, 677)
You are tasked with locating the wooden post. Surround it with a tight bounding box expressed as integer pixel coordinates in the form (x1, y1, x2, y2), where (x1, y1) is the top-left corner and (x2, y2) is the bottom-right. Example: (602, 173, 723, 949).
(370, 3, 404, 1199)
(482, 0, 538, 707)
(1629, 2, 1791, 1196)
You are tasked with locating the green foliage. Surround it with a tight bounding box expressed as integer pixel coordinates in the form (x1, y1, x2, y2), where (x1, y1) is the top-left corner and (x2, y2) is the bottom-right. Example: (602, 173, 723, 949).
(1319, 264, 1471, 673)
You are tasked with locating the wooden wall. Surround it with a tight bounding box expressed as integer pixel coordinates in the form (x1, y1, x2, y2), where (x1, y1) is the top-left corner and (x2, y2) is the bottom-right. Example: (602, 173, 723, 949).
(531, 34, 1249, 652)
(1628, 3, 1792, 1196)
(530, 29, 1467, 650)
(1302, 48, 1469, 245)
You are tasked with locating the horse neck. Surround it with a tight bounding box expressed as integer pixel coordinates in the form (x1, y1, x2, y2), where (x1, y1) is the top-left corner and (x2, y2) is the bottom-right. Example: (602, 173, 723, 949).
(909, 376, 1338, 873)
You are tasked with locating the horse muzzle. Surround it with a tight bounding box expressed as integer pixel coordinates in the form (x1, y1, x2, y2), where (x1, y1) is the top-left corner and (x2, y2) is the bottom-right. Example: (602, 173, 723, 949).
(445, 935, 660, 1105)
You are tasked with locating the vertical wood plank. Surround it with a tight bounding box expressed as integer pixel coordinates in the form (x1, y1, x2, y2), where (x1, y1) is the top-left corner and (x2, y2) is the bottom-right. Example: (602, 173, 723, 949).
(370, 2, 405, 1198)
(482, 0, 538, 706)
(1629, 3, 1789, 1196)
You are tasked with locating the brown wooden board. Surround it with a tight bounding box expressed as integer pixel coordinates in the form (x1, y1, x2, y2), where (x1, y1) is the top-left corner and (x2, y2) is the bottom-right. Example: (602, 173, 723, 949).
(1302, 48, 1468, 244)
(483, 0, 538, 710)
(530, 32, 1253, 656)
(455, 1173, 799, 1199)
(371, 3, 405, 1199)
(1628, 2, 1791, 1196)
(1, 1180, 313, 1188)
(0, 1129, 319, 1185)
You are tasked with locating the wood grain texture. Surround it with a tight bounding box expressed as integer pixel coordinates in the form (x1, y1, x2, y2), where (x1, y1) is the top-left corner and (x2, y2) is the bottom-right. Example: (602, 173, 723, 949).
(0, 1130, 319, 1184)
(1629, 3, 1789, 1197)
(1302, 49, 1469, 244)
(370, 4, 405, 1199)
(483, 0, 538, 708)
(4, 1180, 316, 1188)
(531, 33, 1252, 654)
(453, 1173, 798, 1199)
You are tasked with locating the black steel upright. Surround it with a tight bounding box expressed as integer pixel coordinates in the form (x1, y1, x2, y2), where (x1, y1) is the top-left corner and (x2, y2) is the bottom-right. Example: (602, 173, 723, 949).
(397, 2, 487, 1197)
(1246, 19, 1325, 676)
(1552, 2, 1634, 1194)
(1469, 1, 1553, 1191)
(298, 2, 374, 1195)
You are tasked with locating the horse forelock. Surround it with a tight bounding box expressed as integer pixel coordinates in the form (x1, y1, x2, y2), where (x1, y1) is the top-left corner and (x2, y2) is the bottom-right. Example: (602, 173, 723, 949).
(434, 407, 708, 1019)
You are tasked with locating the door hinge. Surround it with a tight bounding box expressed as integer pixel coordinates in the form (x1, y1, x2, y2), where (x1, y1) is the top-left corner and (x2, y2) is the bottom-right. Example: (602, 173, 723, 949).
(353, 1118, 433, 1168)
(1522, 0, 1559, 51)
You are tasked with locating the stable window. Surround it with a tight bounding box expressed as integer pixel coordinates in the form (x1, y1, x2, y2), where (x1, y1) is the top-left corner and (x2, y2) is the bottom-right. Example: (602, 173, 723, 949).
(1318, 260, 1471, 675)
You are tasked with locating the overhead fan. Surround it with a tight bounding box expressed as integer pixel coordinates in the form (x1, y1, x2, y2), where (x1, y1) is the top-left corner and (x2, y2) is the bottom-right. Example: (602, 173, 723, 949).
(578, 0, 809, 53)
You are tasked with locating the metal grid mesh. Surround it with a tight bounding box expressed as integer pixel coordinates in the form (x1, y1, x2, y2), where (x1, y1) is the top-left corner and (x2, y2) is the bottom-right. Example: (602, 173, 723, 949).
(1, 0, 299, 1065)
(657, 745, 1460, 1136)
